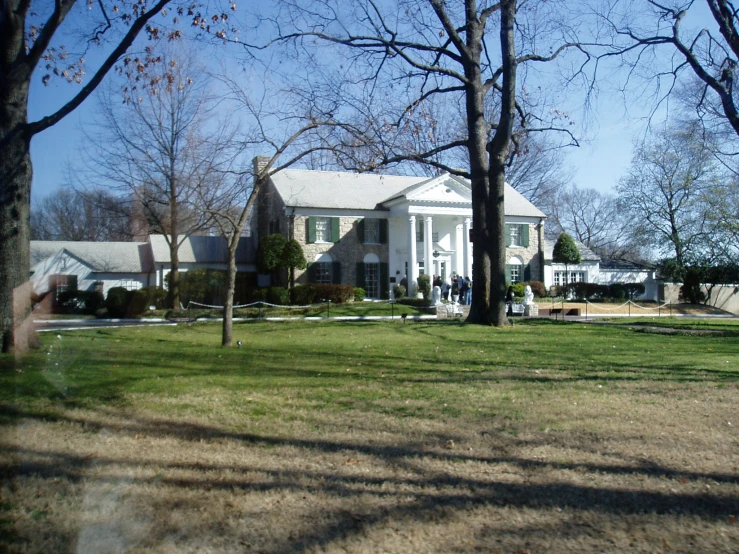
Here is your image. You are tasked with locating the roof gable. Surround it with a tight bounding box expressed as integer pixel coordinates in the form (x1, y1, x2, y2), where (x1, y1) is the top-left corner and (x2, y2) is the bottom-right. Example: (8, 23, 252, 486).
(393, 174, 471, 204)
(30, 241, 153, 273)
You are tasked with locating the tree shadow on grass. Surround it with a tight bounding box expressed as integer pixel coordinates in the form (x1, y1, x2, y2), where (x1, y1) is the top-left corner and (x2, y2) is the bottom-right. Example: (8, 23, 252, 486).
(2, 405, 738, 553)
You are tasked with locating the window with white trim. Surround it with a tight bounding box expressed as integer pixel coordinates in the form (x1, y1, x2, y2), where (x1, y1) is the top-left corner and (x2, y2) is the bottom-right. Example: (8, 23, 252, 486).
(364, 263, 380, 298)
(315, 217, 332, 243)
(364, 219, 380, 244)
(121, 280, 141, 291)
(509, 224, 522, 247)
(510, 264, 521, 283)
(416, 219, 424, 242)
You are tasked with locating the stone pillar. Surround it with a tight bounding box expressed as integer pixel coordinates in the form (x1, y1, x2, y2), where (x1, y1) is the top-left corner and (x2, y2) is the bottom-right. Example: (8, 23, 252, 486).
(463, 217, 472, 278)
(455, 223, 464, 276)
(408, 215, 418, 295)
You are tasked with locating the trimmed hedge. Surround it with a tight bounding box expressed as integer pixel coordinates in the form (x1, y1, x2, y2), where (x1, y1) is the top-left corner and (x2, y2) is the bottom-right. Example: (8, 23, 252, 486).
(354, 287, 366, 301)
(106, 287, 130, 318)
(417, 274, 431, 300)
(290, 285, 316, 306)
(105, 287, 151, 318)
(395, 297, 431, 308)
(312, 284, 355, 304)
(392, 284, 406, 299)
(55, 290, 105, 315)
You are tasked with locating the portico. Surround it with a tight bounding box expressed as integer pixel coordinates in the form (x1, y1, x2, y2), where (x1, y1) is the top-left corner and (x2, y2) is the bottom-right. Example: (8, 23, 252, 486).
(382, 174, 474, 294)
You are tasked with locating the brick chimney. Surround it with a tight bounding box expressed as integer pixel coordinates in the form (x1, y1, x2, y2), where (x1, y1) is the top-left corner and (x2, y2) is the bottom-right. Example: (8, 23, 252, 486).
(253, 156, 271, 179)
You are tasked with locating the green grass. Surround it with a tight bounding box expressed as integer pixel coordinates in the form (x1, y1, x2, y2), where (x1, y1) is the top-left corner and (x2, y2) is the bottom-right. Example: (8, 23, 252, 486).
(3, 318, 737, 420)
(3, 318, 738, 553)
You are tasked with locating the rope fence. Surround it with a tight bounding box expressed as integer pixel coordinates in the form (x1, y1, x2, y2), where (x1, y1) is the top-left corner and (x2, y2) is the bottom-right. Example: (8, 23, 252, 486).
(582, 299, 674, 318)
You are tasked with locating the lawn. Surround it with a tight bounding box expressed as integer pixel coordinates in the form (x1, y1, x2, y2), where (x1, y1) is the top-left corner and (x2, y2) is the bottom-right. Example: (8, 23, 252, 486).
(1, 319, 738, 553)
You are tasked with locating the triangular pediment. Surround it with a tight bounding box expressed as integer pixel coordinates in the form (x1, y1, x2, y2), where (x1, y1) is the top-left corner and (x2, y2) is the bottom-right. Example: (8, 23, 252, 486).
(384, 174, 471, 206)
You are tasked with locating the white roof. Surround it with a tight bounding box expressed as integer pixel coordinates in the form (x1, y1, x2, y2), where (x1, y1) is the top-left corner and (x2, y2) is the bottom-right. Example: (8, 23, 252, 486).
(270, 169, 421, 210)
(149, 235, 254, 264)
(269, 169, 546, 217)
(31, 241, 153, 273)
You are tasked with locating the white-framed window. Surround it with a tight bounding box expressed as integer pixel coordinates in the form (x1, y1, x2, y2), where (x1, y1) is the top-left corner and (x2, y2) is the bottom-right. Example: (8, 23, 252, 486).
(416, 218, 424, 242)
(364, 219, 380, 244)
(121, 280, 141, 291)
(554, 271, 586, 286)
(510, 264, 521, 283)
(315, 217, 332, 243)
(571, 271, 586, 283)
(432, 232, 439, 242)
(509, 224, 522, 247)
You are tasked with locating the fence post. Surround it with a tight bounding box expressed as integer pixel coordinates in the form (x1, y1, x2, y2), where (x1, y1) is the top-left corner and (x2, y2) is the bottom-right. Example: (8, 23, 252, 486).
(585, 301, 588, 321)
(327, 299, 331, 319)
(391, 301, 394, 320)
(670, 301, 672, 317)
(628, 301, 631, 317)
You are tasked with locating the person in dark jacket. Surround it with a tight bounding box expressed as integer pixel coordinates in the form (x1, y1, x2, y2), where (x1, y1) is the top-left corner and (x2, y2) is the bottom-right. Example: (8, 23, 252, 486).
(506, 286, 515, 316)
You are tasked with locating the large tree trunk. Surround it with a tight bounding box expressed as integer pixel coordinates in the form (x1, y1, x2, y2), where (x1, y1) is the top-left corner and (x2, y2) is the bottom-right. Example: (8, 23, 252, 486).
(462, 0, 493, 325)
(222, 236, 238, 347)
(485, 0, 517, 326)
(1, 70, 36, 353)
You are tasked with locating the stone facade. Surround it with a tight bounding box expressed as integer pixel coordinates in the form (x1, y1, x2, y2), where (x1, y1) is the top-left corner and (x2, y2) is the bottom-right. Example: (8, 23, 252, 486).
(293, 216, 389, 286)
(256, 181, 287, 240)
(504, 222, 545, 282)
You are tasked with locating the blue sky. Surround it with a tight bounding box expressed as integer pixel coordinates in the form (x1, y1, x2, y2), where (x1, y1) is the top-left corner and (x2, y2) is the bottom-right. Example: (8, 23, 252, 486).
(26, 0, 716, 204)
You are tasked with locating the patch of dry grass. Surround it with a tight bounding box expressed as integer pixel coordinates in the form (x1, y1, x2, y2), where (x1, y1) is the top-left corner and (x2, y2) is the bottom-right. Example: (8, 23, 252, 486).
(1, 320, 737, 553)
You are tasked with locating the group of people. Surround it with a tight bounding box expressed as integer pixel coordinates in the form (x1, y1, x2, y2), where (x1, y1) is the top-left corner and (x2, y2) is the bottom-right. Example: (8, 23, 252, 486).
(435, 274, 472, 305)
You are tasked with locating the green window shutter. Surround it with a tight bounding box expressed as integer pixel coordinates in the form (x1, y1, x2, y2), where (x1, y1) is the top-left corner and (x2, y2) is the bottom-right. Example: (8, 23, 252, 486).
(505, 264, 512, 283)
(379, 219, 388, 244)
(380, 263, 389, 299)
(524, 264, 531, 281)
(332, 262, 341, 284)
(331, 217, 341, 242)
(357, 219, 365, 244)
(307, 217, 316, 244)
(356, 263, 365, 288)
(522, 224, 530, 247)
(307, 262, 316, 283)
(505, 224, 512, 247)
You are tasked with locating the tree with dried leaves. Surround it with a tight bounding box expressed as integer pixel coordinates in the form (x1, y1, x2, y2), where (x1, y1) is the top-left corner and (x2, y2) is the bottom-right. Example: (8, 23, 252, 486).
(0, 0, 234, 352)
(79, 48, 238, 309)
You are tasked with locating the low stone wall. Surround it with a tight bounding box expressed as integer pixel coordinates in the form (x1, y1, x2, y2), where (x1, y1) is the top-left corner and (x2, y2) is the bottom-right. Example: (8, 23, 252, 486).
(661, 283, 739, 315)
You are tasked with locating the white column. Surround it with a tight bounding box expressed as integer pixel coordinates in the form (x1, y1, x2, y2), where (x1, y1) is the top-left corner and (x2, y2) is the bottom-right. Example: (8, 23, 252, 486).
(463, 217, 472, 278)
(424, 215, 433, 277)
(455, 224, 464, 277)
(408, 215, 418, 295)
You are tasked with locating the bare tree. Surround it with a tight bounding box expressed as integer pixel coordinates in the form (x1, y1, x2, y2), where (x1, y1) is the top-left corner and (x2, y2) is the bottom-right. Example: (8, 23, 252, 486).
(506, 133, 573, 207)
(616, 122, 716, 264)
(543, 185, 642, 260)
(249, 0, 592, 325)
(31, 187, 131, 241)
(79, 47, 237, 308)
(205, 74, 365, 346)
(0, 0, 234, 352)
